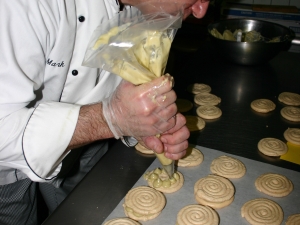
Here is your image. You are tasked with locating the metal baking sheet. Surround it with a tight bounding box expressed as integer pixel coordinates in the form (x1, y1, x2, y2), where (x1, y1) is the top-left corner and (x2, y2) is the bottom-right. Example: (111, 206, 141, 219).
(104, 145, 300, 225)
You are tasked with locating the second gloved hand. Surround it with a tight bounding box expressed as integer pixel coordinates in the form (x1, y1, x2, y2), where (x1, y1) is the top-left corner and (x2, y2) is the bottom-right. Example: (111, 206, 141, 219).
(102, 74, 177, 139)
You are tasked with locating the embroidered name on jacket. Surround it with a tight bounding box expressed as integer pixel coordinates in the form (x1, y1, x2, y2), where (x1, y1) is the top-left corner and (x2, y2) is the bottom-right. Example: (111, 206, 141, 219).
(46, 59, 65, 67)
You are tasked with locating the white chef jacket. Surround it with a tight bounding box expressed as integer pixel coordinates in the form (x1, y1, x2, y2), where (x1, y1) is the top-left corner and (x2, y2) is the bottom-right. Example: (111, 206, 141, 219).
(0, 0, 125, 185)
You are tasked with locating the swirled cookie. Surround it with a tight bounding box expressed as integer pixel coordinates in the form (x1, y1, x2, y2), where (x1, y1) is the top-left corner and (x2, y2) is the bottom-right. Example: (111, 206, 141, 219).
(284, 128, 300, 145)
(103, 218, 141, 225)
(194, 174, 235, 209)
(123, 186, 165, 221)
(187, 83, 211, 95)
(196, 105, 222, 120)
(255, 173, 293, 197)
(185, 115, 205, 131)
(257, 138, 288, 156)
(144, 168, 184, 193)
(250, 99, 276, 113)
(286, 214, 300, 225)
(177, 146, 203, 167)
(278, 92, 300, 106)
(210, 155, 246, 179)
(176, 99, 193, 113)
(194, 93, 221, 106)
(135, 143, 154, 155)
(241, 198, 283, 225)
(281, 106, 300, 122)
(176, 204, 219, 225)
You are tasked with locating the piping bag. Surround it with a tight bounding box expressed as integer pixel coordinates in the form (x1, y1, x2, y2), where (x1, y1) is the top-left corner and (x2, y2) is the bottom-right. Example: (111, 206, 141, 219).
(82, 2, 183, 178)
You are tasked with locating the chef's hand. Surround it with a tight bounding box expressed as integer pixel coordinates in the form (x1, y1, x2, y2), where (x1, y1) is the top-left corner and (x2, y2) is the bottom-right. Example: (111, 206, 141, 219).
(102, 74, 177, 139)
(138, 113, 189, 160)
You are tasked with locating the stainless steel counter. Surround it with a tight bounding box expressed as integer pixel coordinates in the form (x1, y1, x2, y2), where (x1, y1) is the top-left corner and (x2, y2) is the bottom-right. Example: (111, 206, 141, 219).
(42, 42, 300, 225)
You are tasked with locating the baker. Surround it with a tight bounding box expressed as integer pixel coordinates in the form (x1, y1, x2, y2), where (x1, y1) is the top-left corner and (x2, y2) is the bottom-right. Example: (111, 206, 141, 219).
(0, 0, 210, 224)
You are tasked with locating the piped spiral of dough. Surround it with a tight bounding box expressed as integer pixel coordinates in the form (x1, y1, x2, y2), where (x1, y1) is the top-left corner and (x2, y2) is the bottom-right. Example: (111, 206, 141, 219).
(286, 214, 300, 225)
(210, 155, 246, 179)
(176, 204, 219, 225)
(188, 83, 211, 94)
(176, 99, 193, 113)
(103, 218, 141, 225)
(135, 143, 154, 155)
(250, 99, 276, 113)
(281, 106, 300, 122)
(185, 116, 206, 131)
(255, 173, 293, 197)
(278, 92, 300, 106)
(194, 174, 235, 209)
(196, 105, 222, 120)
(284, 128, 300, 145)
(194, 93, 221, 106)
(257, 138, 288, 156)
(241, 198, 283, 225)
(123, 186, 165, 221)
(177, 146, 203, 167)
(144, 168, 184, 193)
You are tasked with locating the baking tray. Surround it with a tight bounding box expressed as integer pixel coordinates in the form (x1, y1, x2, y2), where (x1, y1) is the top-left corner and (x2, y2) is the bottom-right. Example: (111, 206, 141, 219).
(104, 145, 300, 225)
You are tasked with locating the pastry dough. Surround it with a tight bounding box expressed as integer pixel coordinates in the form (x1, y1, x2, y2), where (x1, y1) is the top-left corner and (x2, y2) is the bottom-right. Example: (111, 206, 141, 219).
(185, 115, 205, 131)
(187, 83, 211, 95)
(194, 93, 221, 106)
(177, 145, 203, 167)
(280, 106, 300, 122)
(210, 155, 246, 179)
(284, 128, 300, 145)
(257, 138, 288, 156)
(241, 198, 283, 225)
(103, 217, 141, 225)
(144, 168, 184, 193)
(250, 99, 276, 113)
(135, 143, 154, 155)
(176, 204, 219, 225)
(194, 174, 235, 209)
(278, 92, 300, 106)
(255, 173, 293, 197)
(286, 214, 300, 225)
(123, 186, 165, 221)
(196, 105, 222, 120)
(176, 99, 193, 113)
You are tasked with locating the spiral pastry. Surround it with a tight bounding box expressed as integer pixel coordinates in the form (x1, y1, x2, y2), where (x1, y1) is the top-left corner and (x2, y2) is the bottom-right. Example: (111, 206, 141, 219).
(177, 146, 203, 167)
(103, 218, 141, 225)
(286, 214, 300, 225)
(210, 155, 246, 179)
(255, 173, 293, 197)
(135, 143, 154, 155)
(284, 128, 300, 145)
(194, 93, 221, 106)
(196, 105, 222, 120)
(188, 83, 211, 94)
(194, 174, 235, 209)
(176, 99, 193, 113)
(176, 204, 219, 225)
(123, 186, 165, 221)
(250, 99, 276, 113)
(257, 138, 288, 156)
(278, 92, 300, 106)
(281, 106, 300, 122)
(144, 168, 184, 193)
(241, 198, 283, 225)
(185, 116, 205, 131)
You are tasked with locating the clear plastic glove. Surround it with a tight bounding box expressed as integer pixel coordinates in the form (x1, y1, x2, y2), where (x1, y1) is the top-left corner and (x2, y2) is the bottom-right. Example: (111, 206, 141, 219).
(102, 74, 177, 139)
(138, 113, 190, 160)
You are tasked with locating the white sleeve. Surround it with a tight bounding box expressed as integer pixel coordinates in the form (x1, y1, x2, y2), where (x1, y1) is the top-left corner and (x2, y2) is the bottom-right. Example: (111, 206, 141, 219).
(0, 102, 80, 182)
(0, 1, 80, 182)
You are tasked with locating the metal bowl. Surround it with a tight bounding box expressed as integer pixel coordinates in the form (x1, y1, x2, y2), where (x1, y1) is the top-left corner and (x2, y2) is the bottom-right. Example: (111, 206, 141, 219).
(207, 19, 293, 65)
